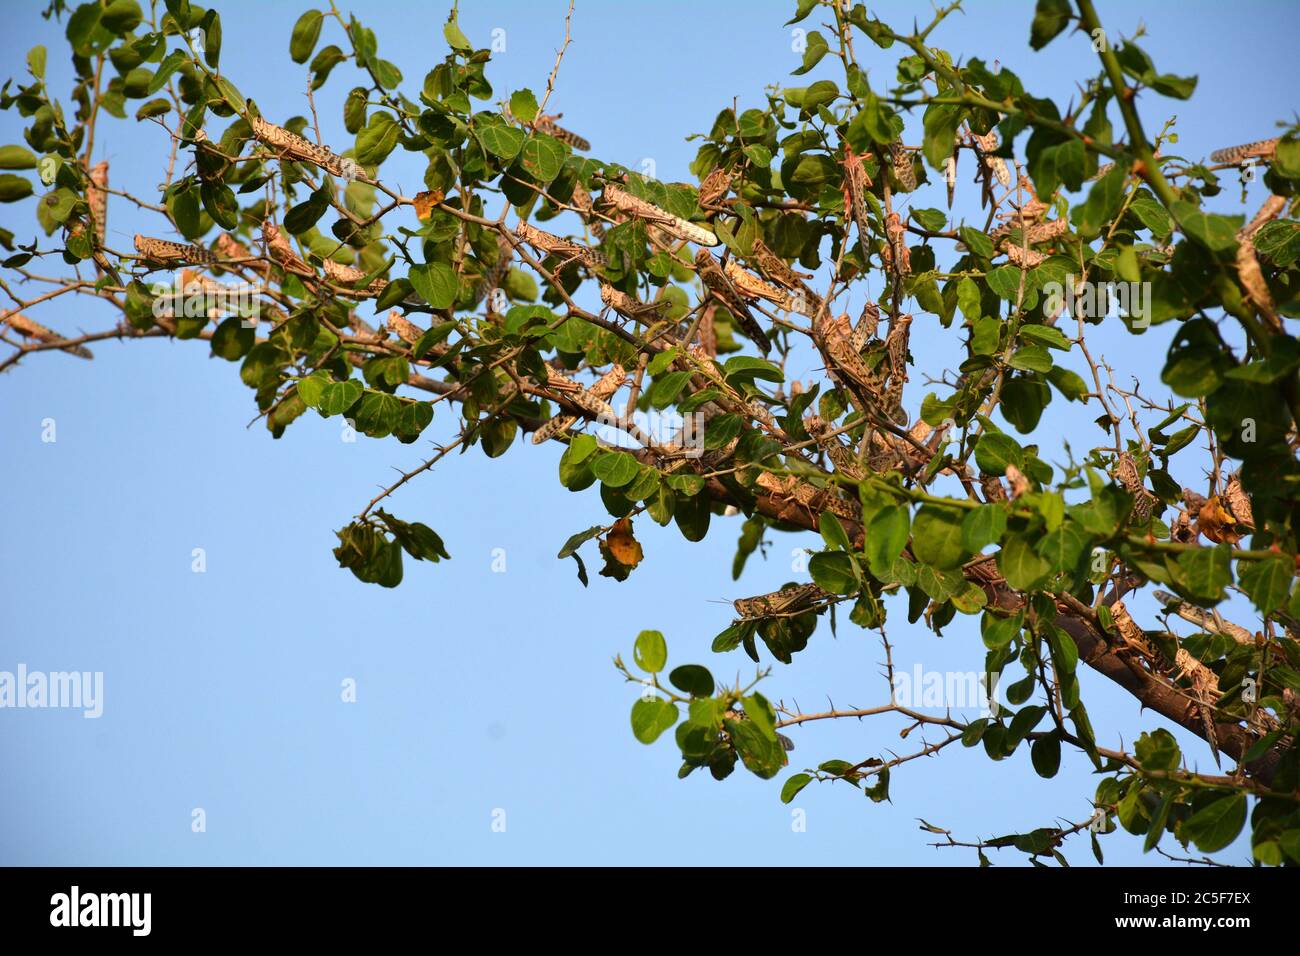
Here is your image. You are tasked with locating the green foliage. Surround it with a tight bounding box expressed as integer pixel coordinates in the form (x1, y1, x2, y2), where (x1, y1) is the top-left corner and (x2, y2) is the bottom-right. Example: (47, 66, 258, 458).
(5, 0, 1300, 867)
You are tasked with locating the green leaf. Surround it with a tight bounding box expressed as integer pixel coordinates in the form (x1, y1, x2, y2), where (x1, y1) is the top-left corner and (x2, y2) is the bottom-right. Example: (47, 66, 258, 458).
(1170, 200, 1239, 253)
(475, 115, 525, 161)
(1177, 544, 1232, 603)
(630, 697, 678, 743)
(1030, 732, 1061, 777)
(998, 534, 1050, 590)
(289, 9, 324, 64)
(519, 134, 568, 184)
(0, 175, 33, 203)
(974, 433, 1023, 474)
(866, 505, 910, 573)
(0, 146, 37, 170)
(669, 664, 714, 697)
(355, 111, 399, 167)
(1181, 793, 1247, 854)
(791, 30, 829, 75)
(443, 16, 473, 52)
(102, 0, 143, 34)
(1029, 0, 1071, 50)
(911, 505, 967, 569)
(591, 451, 640, 488)
(781, 773, 813, 804)
(509, 89, 538, 123)
(407, 261, 459, 309)
(1238, 555, 1293, 616)
(809, 551, 858, 594)
(633, 629, 668, 672)
(819, 511, 852, 551)
(961, 504, 1007, 552)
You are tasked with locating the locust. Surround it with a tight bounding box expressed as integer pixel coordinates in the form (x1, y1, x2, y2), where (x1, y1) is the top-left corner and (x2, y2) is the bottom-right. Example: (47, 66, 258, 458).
(514, 221, 607, 270)
(803, 415, 866, 481)
(971, 130, 1011, 187)
(2, 311, 93, 359)
(889, 141, 917, 192)
(600, 283, 670, 325)
(384, 311, 425, 346)
(133, 234, 216, 266)
(87, 160, 108, 245)
(694, 249, 769, 354)
(1112, 451, 1158, 527)
(251, 116, 355, 179)
(531, 364, 627, 444)
(214, 232, 253, 264)
(321, 258, 388, 298)
(882, 312, 912, 416)
(745, 238, 822, 313)
(532, 114, 590, 151)
(601, 183, 719, 247)
(882, 212, 911, 278)
(723, 261, 801, 313)
(811, 310, 890, 425)
(992, 216, 1068, 246)
(569, 181, 606, 239)
(841, 147, 874, 244)
(697, 166, 735, 211)
(1210, 138, 1279, 165)
(260, 221, 315, 277)
(731, 582, 831, 621)
(471, 236, 515, 307)
(851, 301, 880, 353)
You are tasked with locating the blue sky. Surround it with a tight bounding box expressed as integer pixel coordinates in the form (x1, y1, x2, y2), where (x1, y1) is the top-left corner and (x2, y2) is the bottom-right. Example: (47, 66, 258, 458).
(1, 0, 1295, 865)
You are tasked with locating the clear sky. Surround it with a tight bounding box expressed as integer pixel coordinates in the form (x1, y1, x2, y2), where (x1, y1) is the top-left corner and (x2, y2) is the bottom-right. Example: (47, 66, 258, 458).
(1, 0, 1295, 866)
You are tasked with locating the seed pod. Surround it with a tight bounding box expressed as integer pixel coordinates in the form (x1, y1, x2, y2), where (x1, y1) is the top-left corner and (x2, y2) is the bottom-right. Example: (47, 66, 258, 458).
(134, 234, 216, 265)
(1210, 138, 1279, 165)
(2, 311, 94, 359)
(602, 183, 719, 247)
